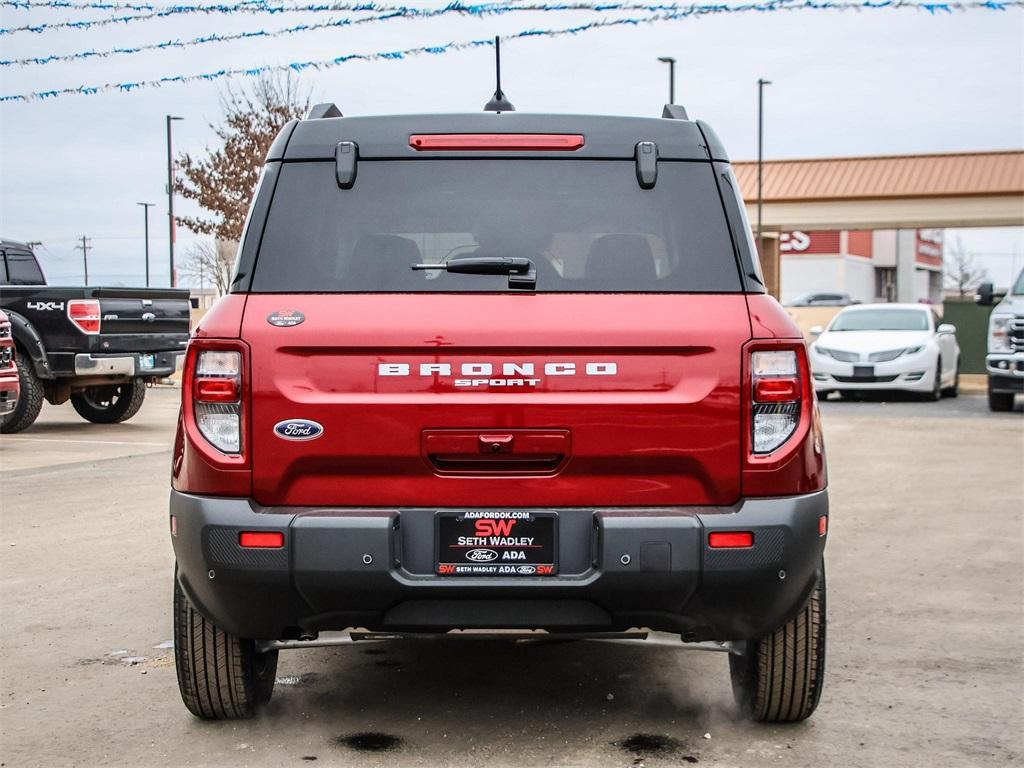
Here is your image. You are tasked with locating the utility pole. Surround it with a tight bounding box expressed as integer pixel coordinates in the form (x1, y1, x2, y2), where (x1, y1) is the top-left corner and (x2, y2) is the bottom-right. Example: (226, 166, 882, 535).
(76, 236, 92, 285)
(137, 202, 155, 287)
(166, 115, 184, 288)
(657, 56, 676, 104)
(756, 78, 772, 247)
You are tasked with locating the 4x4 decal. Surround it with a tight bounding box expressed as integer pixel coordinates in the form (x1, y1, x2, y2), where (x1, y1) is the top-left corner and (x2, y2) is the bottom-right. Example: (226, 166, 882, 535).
(26, 300, 65, 311)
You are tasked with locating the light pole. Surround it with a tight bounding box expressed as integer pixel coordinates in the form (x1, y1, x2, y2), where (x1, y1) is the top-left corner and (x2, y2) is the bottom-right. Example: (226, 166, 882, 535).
(756, 78, 771, 247)
(657, 56, 676, 104)
(166, 115, 184, 288)
(137, 202, 154, 286)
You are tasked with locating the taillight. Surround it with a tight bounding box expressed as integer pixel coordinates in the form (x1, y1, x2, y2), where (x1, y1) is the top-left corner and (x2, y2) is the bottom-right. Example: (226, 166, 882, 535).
(67, 300, 101, 334)
(750, 349, 802, 454)
(193, 349, 242, 454)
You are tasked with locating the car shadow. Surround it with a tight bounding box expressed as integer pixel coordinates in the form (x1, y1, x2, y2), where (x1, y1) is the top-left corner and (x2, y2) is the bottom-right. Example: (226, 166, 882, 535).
(243, 637, 755, 761)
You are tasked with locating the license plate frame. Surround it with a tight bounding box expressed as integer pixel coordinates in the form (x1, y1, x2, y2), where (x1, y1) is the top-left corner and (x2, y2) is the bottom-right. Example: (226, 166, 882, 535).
(435, 511, 558, 576)
(852, 364, 875, 379)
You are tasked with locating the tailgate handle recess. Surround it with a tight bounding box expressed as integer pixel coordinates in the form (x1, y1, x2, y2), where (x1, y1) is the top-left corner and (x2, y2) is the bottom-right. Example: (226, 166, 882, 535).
(423, 429, 570, 475)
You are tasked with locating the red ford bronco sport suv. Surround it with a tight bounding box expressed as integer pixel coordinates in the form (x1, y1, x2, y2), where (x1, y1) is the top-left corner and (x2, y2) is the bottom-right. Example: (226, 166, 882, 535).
(170, 102, 828, 723)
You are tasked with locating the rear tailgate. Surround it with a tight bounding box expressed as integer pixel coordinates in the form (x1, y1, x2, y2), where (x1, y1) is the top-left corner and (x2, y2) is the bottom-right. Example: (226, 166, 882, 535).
(95, 288, 191, 352)
(244, 293, 749, 507)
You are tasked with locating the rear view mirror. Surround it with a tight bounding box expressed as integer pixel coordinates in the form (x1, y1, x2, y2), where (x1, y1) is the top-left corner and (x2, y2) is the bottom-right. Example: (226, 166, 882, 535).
(976, 282, 994, 306)
(809, 325, 823, 337)
(937, 323, 956, 335)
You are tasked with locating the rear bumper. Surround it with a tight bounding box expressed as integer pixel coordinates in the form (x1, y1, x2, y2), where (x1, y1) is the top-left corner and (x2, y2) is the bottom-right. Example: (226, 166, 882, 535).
(71, 350, 183, 378)
(170, 490, 828, 643)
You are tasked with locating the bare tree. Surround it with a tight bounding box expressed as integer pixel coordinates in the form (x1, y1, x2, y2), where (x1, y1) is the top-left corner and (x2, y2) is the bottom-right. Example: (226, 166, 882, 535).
(176, 74, 310, 243)
(943, 237, 988, 298)
(179, 240, 235, 297)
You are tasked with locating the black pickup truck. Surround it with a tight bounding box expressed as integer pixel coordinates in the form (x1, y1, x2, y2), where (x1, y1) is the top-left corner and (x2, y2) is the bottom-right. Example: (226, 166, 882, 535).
(0, 239, 191, 433)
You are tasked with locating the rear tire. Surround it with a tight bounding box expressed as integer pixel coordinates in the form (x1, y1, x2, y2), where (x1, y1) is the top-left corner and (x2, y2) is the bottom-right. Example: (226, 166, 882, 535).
(729, 562, 826, 722)
(173, 570, 278, 719)
(0, 353, 44, 434)
(70, 378, 146, 423)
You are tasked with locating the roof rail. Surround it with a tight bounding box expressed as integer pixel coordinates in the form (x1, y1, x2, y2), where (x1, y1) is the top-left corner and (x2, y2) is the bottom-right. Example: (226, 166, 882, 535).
(305, 103, 343, 120)
(661, 104, 689, 120)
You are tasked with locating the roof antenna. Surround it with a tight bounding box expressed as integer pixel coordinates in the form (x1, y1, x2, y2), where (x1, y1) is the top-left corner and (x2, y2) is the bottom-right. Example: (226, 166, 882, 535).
(483, 36, 515, 113)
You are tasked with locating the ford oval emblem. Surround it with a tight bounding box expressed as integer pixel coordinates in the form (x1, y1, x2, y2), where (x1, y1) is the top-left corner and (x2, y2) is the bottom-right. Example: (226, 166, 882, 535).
(466, 548, 499, 562)
(274, 419, 324, 441)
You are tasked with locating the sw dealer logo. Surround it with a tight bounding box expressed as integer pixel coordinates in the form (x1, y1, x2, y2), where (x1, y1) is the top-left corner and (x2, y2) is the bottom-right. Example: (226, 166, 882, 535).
(474, 518, 516, 537)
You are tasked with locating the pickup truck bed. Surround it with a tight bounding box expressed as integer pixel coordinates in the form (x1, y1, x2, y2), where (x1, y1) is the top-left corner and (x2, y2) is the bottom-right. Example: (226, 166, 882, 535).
(1, 239, 191, 432)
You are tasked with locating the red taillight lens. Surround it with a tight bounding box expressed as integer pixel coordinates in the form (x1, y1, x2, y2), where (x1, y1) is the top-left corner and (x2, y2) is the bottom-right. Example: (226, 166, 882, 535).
(754, 377, 800, 403)
(67, 299, 101, 334)
(709, 531, 754, 548)
(750, 348, 803, 454)
(409, 133, 585, 151)
(239, 531, 284, 548)
(195, 377, 239, 403)
(189, 348, 243, 455)
(819, 515, 828, 536)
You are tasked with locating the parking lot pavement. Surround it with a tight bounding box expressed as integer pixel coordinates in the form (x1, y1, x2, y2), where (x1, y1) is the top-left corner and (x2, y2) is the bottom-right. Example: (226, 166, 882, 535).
(0, 384, 179, 473)
(0, 388, 1021, 768)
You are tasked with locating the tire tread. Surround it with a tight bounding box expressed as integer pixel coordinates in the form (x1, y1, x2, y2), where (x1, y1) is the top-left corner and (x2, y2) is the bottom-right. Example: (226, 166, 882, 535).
(173, 572, 277, 719)
(731, 564, 826, 722)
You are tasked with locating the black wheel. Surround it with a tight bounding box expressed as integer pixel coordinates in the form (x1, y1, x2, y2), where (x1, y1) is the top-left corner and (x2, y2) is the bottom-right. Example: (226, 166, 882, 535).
(173, 570, 278, 719)
(70, 378, 146, 423)
(988, 380, 1015, 412)
(729, 563, 826, 722)
(941, 359, 959, 398)
(0, 352, 44, 434)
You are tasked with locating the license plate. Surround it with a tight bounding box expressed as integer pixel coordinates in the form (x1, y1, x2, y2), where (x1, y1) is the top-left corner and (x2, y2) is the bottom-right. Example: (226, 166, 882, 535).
(139, 354, 156, 370)
(853, 365, 875, 379)
(436, 511, 557, 576)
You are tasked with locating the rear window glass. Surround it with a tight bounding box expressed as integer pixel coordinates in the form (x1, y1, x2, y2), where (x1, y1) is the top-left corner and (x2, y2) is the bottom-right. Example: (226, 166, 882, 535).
(2, 249, 44, 286)
(251, 160, 741, 293)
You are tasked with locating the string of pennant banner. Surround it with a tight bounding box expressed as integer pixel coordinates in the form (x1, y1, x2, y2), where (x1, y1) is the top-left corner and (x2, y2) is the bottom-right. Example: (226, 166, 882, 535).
(2, 0, 1016, 34)
(1, 1, 1020, 102)
(9, 0, 984, 61)
(0, 2, 709, 35)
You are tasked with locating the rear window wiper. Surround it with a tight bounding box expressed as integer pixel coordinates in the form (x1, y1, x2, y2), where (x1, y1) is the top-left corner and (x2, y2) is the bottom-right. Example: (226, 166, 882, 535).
(412, 256, 536, 290)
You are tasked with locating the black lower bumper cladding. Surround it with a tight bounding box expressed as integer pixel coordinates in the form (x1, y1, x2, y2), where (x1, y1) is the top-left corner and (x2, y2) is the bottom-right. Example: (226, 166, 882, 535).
(170, 490, 828, 643)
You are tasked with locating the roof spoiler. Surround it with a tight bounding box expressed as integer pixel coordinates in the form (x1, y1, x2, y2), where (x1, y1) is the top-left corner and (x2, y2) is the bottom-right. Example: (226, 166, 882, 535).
(661, 104, 689, 120)
(306, 103, 343, 120)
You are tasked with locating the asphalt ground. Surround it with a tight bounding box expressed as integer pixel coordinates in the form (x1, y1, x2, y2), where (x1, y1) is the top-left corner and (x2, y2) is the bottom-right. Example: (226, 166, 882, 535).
(1, 387, 1021, 768)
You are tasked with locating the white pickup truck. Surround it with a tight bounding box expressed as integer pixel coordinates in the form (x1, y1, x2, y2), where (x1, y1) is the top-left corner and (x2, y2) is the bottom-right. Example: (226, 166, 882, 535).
(978, 268, 1024, 412)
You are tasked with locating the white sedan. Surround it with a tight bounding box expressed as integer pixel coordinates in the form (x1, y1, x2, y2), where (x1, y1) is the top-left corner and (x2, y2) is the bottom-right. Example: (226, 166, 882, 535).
(809, 304, 960, 400)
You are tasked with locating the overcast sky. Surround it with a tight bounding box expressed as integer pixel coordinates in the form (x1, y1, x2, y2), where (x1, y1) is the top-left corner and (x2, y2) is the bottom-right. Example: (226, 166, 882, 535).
(1, 2, 1022, 288)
